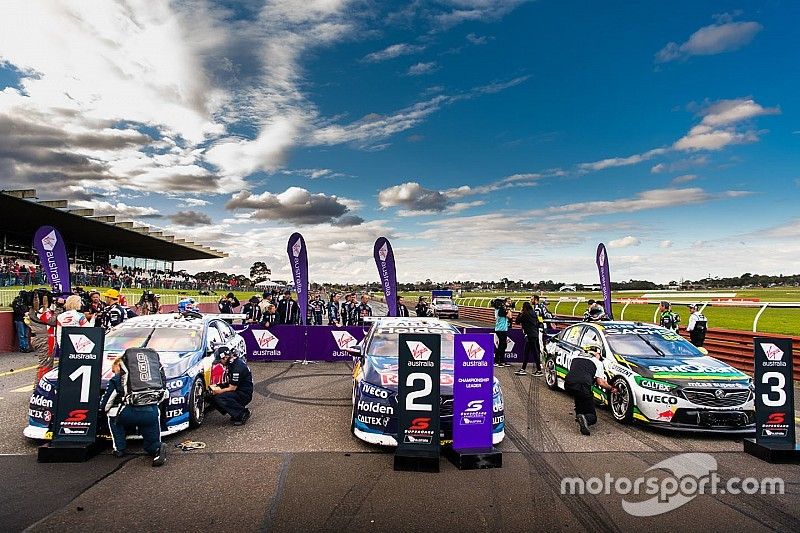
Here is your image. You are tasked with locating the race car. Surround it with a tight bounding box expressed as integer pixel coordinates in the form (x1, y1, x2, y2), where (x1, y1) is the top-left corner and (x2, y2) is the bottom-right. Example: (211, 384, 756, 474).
(430, 291, 459, 319)
(350, 317, 505, 446)
(24, 313, 246, 440)
(544, 321, 755, 433)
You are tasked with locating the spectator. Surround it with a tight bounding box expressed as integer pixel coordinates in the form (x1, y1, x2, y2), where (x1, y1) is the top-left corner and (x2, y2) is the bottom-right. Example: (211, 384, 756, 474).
(11, 290, 30, 352)
(583, 299, 607, 322)
(397, 295, 410, 317)
(85, 290, 106, 326)
(56, 295, 91, 348)
(25, 292, 58, 382)
(686, 303, 708, 347)
(658, 301, 680, 331)
(494, 298, 512, 368)
(218, 292, 240, 316)
(514, 301, 542, 376)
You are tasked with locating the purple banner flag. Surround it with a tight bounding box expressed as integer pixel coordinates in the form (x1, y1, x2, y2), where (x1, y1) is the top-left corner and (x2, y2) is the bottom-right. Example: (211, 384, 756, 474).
(453, 333, 494, 451)
(287, 232, 309, 325)
(33, 226, 71, 294)
(373, 237, 398, 317)
(596, 243, 613, 319)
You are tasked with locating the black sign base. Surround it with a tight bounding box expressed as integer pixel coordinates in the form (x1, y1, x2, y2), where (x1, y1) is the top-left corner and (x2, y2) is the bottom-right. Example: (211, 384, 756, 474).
(37, 440, 104, 463)
(446, 447, 502, 470)
(743, 438, 800, 464)
(393, 448, 440, 472)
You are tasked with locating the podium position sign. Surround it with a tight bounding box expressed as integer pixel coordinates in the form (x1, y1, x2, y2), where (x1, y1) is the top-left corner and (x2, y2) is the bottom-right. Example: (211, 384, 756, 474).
(394, 333, 440, 471)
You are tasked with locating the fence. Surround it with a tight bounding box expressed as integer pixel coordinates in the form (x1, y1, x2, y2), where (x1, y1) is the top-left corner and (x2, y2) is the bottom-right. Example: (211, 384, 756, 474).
(0, 289, 223, 308)
(454, 303, 800, 381)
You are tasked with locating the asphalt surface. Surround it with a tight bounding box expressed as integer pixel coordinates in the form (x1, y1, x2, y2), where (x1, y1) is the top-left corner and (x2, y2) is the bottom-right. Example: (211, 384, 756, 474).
(1, 315, 799, 532)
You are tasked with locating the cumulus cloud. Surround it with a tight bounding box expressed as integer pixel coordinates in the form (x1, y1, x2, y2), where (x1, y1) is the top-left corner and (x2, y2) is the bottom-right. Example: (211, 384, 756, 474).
(658, 240, 673, 248)
(656, 15, 762, 63)
(378, 182, 449, 212)
(225, 187, 361, 226)
(168, 210, 213, 227)
(407, 61, 438, 76)
(176, 198, 211, 207)
(71, 200, 162, 219)
(608, 236, 641, 248)
(362, 43, 425, 63)
(673, 98, 779, 151)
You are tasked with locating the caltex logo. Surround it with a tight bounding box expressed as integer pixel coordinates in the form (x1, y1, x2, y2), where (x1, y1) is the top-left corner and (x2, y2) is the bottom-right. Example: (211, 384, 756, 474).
(291, 238, 302, 258)
(41, 230, 58, 251)
(762, 343, 784, 361)
(406, 340, 432, 361)
(331, 330, 357, 349)
(378, 242, 389, 261)
(252, 329, 279, 349)
(68, 334, 95, 353)
(462, 341, 485, 361)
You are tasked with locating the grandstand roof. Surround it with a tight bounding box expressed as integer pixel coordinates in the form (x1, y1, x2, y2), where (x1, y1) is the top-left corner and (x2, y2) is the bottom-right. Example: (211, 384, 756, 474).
(0, 190, 226, 261)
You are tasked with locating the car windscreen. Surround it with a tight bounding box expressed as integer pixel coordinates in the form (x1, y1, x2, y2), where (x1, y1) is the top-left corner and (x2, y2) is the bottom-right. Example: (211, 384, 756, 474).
(605, 330, 702, 358)
(434, 299, 454, 305)
(105, 327, 203, 353)
(367, 328, 457, 359)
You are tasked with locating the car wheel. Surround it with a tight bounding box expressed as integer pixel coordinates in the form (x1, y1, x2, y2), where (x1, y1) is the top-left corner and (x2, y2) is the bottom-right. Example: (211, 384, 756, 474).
(610, 377, 633, 424)
(188, 376, 206, 429)
(544, 357, 559, 390)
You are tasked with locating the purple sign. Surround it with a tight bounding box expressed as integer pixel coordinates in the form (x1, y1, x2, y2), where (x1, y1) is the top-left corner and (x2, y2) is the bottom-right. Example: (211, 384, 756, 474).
(373, 237, 398, 317)
(33, 225, 71, 294)
(464, 327, 526, 362)
(596, 243, 613, 319)
(287, 232, 309, 325)
(453, 333, 494, 451)
(232, 324, 365, 362)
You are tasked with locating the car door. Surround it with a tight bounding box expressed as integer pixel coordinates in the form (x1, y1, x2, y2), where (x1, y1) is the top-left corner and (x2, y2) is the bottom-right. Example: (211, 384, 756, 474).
(555, 324, 586, 376)
(578, 326, 610, 404)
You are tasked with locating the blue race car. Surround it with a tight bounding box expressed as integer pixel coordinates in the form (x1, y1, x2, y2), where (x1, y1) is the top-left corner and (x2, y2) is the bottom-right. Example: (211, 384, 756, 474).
(350, 317, 505, 446)
(24, 313, 246, 440)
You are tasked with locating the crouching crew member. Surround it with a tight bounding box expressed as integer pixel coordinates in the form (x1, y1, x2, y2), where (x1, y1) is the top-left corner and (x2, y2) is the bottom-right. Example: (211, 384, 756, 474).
(209, 347, 253, 425)
(686, 303, 708, 347)
(100, 352, 168, 467)
(564, 344, 616, 436)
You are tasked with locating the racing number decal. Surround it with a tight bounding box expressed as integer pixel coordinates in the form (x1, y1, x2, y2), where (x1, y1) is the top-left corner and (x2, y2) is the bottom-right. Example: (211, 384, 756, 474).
(68, 365, 92, 403)
(761, 372, 786, 407)
(405, 373, 433, 412)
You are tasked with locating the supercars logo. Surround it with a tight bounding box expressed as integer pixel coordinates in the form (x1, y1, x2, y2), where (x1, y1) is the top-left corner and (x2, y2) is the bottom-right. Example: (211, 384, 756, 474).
(462, 341, 485, 361)
(406, 340, 432, 361)
(761, 343, 784, 361)
(64, 409, 89, 422)
(331, 330, 357, 349)
(464, 400, 484, 413)
(41, 230, 58, 251)
(767, 413, 785, 424)
(252, 329, 279, 349)
(378, 242, 389, 261)
(68, 334, 95, 353)
(291, 237, 303, 258)
(409, 417, 430, 430)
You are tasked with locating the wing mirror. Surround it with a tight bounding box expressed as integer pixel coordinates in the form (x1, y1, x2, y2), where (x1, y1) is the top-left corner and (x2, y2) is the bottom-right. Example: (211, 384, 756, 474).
(345, 345, 362, 356)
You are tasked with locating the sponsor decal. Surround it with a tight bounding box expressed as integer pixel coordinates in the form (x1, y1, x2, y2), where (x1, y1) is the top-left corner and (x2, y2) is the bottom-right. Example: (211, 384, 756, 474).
(379, 372, 453, 386)
(656, 408, 675, 420)
(41, 230, 58, 251)
(68, 334, 95, 354)
(642, 393, 678, 405)
(64, 409, 88, 422)
(332, 330, 357, 349)
(39, 381, 52, 392)
(761, 411, 790, 437)
(358, 400, 394, 415)
(166, 379, 184, 390)
(649, 363, 735, 374)
(407, 340, 432, 361)
(31, 394, 54, 408)
(687, 382, 742, 389)
(291, 237, 302, 258)
(378, 242, 389, 261)
(360, 382, 390, 399)
(166, 409, 183, 418)
(492, 415, 505, 425)
(136, 352, 152, 382)
(403, 417, 434, 444)
(44, 410, 52, 422)
(638, 379, 673, 392)
(357, 414, 390, 427)
(464, 400, 484, 413)
(169, 396, 186, 405)
(760, 343, 787, 367)
(377, 327, 451, 334)
(252, 329, 280, 350)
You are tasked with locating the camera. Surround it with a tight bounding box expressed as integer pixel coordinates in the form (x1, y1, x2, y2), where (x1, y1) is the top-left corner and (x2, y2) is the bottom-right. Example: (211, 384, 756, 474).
(491, 298, 514, 309)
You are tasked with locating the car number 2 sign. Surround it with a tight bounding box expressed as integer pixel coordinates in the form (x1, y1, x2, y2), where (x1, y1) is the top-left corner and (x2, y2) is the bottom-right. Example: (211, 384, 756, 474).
(753, 338, 795, 447)
(53, 327, 105, 443)
(397, 333, 441, 456)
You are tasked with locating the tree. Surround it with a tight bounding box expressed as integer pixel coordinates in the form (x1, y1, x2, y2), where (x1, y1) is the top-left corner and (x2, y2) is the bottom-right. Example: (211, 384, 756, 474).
(249, 261, 272, 283)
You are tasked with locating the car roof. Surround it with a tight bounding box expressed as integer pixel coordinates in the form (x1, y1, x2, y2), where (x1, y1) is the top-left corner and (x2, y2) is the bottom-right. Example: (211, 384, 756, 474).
(116, 314, 215, 329)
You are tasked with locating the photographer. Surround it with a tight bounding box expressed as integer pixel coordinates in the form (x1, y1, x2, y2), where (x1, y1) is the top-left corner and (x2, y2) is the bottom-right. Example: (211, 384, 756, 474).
(136, 290, 160, 315)
(493, 297, 512, 368)
(415, 297, 431, 317)
(11, 290, 30, 352)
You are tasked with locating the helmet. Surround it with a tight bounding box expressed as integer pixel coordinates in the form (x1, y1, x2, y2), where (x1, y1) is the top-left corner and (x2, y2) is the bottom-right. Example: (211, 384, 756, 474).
(582, 343, 602, 355)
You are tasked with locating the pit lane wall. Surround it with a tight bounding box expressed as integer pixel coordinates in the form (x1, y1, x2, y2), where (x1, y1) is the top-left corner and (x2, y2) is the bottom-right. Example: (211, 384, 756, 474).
(457, 305, 800, 380)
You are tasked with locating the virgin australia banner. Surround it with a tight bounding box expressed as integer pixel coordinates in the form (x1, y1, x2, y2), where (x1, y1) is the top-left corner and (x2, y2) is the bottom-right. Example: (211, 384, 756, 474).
(287, 232, 309, 325)
(373, 237, 398, 317)
(596, 243, 613, 319)
(33, 226, 71, 295)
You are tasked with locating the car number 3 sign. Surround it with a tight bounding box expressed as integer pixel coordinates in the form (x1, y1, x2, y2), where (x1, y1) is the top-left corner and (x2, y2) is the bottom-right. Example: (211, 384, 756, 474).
(397, 333, 441, 454)
(753, 337, 795, 447)
(53, 327, 105, 443)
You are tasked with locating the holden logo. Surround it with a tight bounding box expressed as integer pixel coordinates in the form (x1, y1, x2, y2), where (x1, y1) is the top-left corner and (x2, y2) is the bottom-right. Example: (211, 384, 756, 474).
(714, 389, 726, 399)
(41, 230, 58, 251)
(68, 334, 95, 353)
(252, 329, 279, 349)
(762, 343, 784, 361)
(331, 330, 357, 349)
(406, 340, 432, 361)
(378, 242, 389, 262)
(291, 237, 302, 258)
(462, 341, 485, 361)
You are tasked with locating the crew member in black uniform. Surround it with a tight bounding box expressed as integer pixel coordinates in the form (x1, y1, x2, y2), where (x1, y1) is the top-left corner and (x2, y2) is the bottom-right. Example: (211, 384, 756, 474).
(327, 293, 341, 326)
(356, 294, 373, 326)
(208, 347, 253, 425)
(261, 304, 278, 328)
(277, 290, 300, 325)
(564, 344, 616, 436)
(396, 295, 410, 317)
(101, 289, 127, 330)
(242, 295, 263, 324)
(310, 293, 325, 325)
(415, 297, 430, 317)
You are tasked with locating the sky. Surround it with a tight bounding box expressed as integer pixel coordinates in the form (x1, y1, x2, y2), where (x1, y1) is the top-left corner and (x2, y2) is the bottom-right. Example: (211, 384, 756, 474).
(1, 0, 798, 284)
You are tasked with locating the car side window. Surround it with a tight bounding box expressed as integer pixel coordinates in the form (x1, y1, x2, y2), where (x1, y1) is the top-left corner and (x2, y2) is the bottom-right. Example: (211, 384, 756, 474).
(206, 322, 223, 349)
(563, 325, 584, 346)
(214, 320, 235, 341)
(580, 328, 603, 352)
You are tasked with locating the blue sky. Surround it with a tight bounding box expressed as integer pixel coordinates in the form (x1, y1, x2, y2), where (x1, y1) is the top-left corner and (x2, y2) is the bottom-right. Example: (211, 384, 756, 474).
(0, 1, 798, 283)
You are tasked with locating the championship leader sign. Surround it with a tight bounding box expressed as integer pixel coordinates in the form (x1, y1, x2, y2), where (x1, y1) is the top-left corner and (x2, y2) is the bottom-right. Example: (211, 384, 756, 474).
(53, 327, 105, 442)
(753, 338, 795, 447)
(397, 333, 440, 453)
(453, 333, 493, 451)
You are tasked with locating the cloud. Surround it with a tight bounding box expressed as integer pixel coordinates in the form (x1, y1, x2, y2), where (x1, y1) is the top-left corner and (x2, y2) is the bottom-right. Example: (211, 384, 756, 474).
(579, 148, 668, 172)
(362, 43, 425, 63)
(673, 98, 779, 151)
(176, 197, 211, 207)
(434, 1, 530, 28)
(378, 182, 449, 212)
(671, 174, 697, 184)
(168, 210, 213, 227)
(466, 33, 488, 45)
(656, 16, 762, 63)
(225, 187, 361, 226)
(609, 236, 641, 248)
(72, 200, 162, 219)
(407, 61, 438, 76)
(650, 156, 708, 174)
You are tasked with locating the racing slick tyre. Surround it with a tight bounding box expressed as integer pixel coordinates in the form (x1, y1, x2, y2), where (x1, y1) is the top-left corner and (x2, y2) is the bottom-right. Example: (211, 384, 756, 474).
(188, 376, 206, 428)
(544, 356, 559, 390)
(610, 377, 634, 424)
